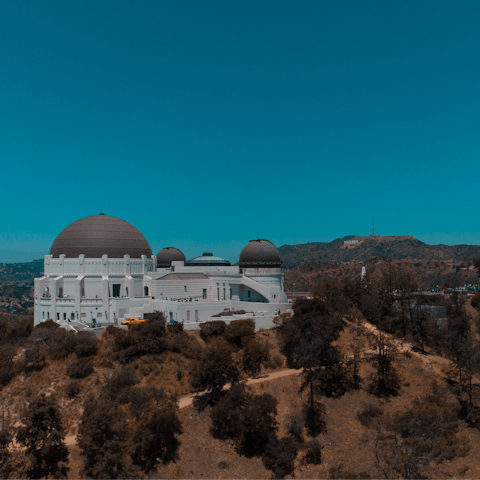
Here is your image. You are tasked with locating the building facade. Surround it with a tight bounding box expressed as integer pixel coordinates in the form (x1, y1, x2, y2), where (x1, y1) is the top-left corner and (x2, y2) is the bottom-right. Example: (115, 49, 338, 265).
(34, 214, 290, 329)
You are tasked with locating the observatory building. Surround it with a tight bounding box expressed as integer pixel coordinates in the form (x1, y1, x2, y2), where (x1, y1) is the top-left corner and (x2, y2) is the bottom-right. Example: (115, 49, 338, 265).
(34, 214, 289, 329)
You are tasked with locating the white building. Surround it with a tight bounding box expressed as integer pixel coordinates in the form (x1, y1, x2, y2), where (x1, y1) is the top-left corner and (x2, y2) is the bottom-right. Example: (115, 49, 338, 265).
(34, 214, 290, 330)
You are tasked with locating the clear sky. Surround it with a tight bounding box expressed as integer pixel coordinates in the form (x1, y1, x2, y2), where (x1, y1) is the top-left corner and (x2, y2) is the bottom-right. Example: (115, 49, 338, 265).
(1, 0, 480, 262)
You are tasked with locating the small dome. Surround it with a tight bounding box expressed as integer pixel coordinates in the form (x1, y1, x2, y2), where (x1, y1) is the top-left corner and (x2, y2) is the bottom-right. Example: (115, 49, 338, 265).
(239, 239, 282, 267)
(50, 214, 152, 258)
(186, 253, 231, 266)
(157, 247, 186, 268)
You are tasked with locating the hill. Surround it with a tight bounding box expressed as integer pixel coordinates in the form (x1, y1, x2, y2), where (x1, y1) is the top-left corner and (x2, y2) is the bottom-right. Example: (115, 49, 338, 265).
(0, 250, 45, 264)
(0, 297, 479, 479)
(279, 235, 480, 269)
(284, 257, 479, 292)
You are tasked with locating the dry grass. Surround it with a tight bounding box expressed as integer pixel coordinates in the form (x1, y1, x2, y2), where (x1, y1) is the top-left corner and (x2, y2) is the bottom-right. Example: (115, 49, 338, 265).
(1, 323, 480, 479)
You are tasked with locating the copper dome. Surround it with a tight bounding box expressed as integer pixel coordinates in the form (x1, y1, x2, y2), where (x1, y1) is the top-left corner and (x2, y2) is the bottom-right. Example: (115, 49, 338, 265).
(49, 214, 152, 258)
(239, 239, 282, 267)
(156, 247, 186, 267)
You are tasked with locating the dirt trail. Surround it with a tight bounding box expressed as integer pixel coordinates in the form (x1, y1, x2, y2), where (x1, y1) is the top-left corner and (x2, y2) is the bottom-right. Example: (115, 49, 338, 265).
(178, 368, 301, 409)
(355, 318, 480, 384)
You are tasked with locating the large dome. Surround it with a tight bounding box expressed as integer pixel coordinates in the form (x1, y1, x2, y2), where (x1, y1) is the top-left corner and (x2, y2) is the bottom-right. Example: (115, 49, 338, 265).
(239, 239, 282, 267)
(50, 214, 152, 258)
(157, 247, 186, 267)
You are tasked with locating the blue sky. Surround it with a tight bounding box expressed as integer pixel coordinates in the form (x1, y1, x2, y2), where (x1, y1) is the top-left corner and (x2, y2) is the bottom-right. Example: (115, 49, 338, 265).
(1, 0, 480, 262)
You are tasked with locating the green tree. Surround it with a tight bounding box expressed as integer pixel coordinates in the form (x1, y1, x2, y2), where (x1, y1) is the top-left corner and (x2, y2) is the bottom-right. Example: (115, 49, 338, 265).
(224, 319, 255, 348)
(278, 298, 350, 437)
(16, 394, 69, 479)
(210, 384, 278, 457)
(129, 387, 182, 473)
(367, 325, 401, 399)
(242, 338, 269, 377)
(78, 394, 139, 479)
(190, 337, 240, 408)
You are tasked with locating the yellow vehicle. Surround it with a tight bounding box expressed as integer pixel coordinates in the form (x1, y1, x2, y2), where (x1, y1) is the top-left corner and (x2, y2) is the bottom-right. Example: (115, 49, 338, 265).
(121, 317, 147, 326)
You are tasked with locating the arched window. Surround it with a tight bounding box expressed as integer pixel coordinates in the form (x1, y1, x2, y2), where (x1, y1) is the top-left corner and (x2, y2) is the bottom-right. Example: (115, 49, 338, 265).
(144, 286, 149, 296)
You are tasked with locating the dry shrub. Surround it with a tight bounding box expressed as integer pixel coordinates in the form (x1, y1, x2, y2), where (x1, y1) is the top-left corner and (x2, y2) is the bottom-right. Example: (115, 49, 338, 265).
(303, 439, 323, 465)
(67, 358, 94, 379)
(355, 401, 383, 427)
(199, 321, 226, 342)
(65, 380, 81, 399)
(272, 353, 284, 368)
(329, 462, 371, 479)
(75, 331, 98, 358)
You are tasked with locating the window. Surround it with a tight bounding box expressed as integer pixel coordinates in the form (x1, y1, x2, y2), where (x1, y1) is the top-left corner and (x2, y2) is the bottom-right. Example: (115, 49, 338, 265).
(203, 289, 207, 299)
(144, 286, 149, 296)
(71, 312, 75, 320)
(223, 288, 225, 300)
(42, 312, 45, 319)
(195, 310, 199, 321)
(57, 313, 59, 320)
(187, 311, 190, 321)
(126, 287, 129, 297)
(248, 290, 251, 298)
(58, 287, 63, 297)
(230, 288, 232, 300)
(63, 312, 66, 320)
(113, 284, 120, 297)
(184, 286, 187, 292)
(217, 288, 220, 300)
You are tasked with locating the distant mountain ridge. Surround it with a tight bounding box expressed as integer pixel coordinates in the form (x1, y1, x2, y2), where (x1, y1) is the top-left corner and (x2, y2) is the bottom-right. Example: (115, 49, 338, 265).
(278, 235, 480, 269)
(0, 250, 45, 264)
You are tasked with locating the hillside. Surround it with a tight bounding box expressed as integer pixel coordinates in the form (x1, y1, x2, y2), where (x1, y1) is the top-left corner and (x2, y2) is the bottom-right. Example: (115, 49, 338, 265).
(0, 299, 479, 479)
(284, 257, 479, 292)
(279, 235, 480, 269)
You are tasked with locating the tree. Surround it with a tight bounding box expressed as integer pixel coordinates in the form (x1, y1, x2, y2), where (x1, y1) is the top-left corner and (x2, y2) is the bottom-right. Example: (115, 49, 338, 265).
(345, 322, 368, 389)
(224, 319, 255, 348)
(129, 387, 182, 473)
(190, 337, 240, 408)
(450, 335, 480, 414)
(277, 297, 351, 437)
(16, 394, 69, 479)
(262, 434, 298, 479)
(199, 320, 226, 342)
(367, 325, 401, 398)
(242, 338, 269, 377)
(210, 384, 278, 457)
(78, 394, 139, 479)
(311, 279, 353, 316)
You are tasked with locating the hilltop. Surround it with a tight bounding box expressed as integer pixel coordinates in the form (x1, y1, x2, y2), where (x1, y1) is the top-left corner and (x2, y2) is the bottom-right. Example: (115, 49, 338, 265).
(278, 235, 480, 269)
